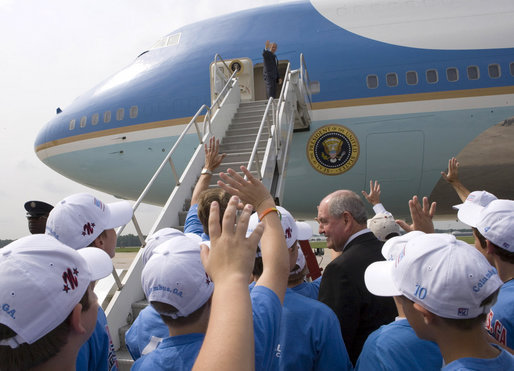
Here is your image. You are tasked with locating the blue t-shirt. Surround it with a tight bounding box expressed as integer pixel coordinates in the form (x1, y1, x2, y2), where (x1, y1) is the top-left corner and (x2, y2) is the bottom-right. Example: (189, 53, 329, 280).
(131, 333, 204, 371)
(77, 307, 118, 371)
(442, 345, 514, 370)
(485, 279, 514, 348)
(125, 305, 168, 360)
(251, 285, 283, 371)
(355, 318, 442, 371)
(184, 204, 209, 241)
(290, 277, 321, 300)
(126, 285, 281, 370)
(273, 288, 352, 371)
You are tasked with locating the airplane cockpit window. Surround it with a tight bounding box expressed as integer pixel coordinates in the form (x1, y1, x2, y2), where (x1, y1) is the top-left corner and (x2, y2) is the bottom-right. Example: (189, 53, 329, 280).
(104, 111, 111, 123)
(446, 68, 459, 82)
(488, 64, 501, 79)
(467, 66, 479, 80)
(80, 116, 87, 128)
(151, 33, 181, 50)
(426, 69, 438, 84)
(130, 106, 138, 119)
(406, 71, 418, 85)
(510, 62, 514, 76)
(116, 108, 125, 121)
(69, 119, 76, 130)
(386, 73, 398, 87)
(92, 113, 99, 126)
(366, 74, 378, 89)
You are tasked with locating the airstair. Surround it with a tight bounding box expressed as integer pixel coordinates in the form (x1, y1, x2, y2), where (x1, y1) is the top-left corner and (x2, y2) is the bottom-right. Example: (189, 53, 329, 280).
(104, 54, 314, 369)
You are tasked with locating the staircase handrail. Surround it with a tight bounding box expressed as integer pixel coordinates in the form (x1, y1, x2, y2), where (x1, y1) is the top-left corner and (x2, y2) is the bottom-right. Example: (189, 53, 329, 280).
(299, 53, 312, 107)
(113, 62, 238, 290)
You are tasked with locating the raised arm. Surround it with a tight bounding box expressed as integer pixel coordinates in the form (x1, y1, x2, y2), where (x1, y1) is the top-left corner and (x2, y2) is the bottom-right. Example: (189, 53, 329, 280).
(441, 157, 470, 202)
(195, 197, 262, 371)
(396, 195, 436, 233)
(218, 166, 289, 303)
(191, 137, 226, 205)
(361, 179, 389, 215)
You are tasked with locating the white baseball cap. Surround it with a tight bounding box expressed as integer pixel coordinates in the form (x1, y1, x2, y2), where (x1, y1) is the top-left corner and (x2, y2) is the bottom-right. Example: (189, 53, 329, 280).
(141, 235, 213, 318)
(477, 199, 514, 252)
(142, 228, 203, 265)
(367, 213, 401, 242)
(454, 191, 497, 227)
(246, 206, 313, 250)
(381, 231, 425, 261)
(45, 193, 133, 249)
(0, 235, 112, 348)
(365, 233, 502, 319)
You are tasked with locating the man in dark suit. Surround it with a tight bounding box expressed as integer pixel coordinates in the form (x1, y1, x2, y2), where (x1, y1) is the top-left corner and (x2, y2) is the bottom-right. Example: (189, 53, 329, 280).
(317, 190, 397, 365)
(262, 40, 282, 99)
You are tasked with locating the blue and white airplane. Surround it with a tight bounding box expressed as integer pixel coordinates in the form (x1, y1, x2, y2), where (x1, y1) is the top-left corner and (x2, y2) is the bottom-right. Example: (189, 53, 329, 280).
(35, 0, 514, 219)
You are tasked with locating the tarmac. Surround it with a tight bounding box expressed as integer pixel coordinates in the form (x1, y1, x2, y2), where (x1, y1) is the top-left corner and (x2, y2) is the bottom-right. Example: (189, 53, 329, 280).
(112, 249, 333, 272)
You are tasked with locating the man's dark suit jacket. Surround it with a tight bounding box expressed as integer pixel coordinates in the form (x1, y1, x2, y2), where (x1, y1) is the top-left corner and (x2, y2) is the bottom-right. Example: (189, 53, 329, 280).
(262, 49, 279, 82)
(318, 232, 397, 365)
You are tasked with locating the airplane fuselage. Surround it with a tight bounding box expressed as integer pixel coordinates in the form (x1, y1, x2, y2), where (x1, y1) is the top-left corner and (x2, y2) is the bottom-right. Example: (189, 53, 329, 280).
(35, 0, 514, 219)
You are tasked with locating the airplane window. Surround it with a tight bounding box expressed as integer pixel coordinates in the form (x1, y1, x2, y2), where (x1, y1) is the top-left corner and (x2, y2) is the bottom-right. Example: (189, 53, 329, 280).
(104, 111, 111, 123)
(488, 64, 501, 79)
(69, 119, 76, 130)
(386, 73, 398, 87)
(92, 113, 99, 126)
(166, 33, 181, 46)
(426, 69, 438, 84)
(510, 62, 514, 76)
(151, 32, 181, 49)
(116, 108, 125, 121)
(406, 71, 418, 85)
(446, 68, 459, 82)
(130, 106, 138, 119)
(366, 74, 378, 89)
(467, 66, 479, 80)
(80, 116, 87, 128)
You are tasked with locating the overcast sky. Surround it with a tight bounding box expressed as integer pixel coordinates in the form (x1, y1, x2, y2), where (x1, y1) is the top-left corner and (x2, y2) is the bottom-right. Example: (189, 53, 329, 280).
(0, 0, 295, 239)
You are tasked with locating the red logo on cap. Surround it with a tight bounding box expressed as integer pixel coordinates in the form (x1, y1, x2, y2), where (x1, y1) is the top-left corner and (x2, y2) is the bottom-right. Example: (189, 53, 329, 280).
(62, 267, 79, 293)
(285, 227, 292, 239)
(82, 222, 96, 236)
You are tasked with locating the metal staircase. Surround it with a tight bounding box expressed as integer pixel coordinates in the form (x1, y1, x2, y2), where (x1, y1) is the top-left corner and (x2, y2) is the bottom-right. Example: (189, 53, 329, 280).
(104, 54, 313, 370)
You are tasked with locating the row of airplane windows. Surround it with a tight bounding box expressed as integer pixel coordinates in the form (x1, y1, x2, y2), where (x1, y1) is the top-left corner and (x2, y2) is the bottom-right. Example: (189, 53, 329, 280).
(366, 62, 514, 89)
(69, 106, 138, 130)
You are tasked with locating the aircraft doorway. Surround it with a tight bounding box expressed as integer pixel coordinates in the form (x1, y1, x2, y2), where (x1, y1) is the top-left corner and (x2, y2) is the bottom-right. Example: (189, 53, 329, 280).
(210, 58, 289, 102)
(253, 60, 289, 101)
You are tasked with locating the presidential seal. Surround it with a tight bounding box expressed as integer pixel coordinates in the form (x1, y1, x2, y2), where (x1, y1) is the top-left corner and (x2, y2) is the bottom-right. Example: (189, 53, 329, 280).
(307, 124, 359, 175)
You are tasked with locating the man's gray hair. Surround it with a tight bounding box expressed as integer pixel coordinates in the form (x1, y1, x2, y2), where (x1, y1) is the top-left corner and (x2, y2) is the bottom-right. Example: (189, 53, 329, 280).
(328, 190, 367, 225)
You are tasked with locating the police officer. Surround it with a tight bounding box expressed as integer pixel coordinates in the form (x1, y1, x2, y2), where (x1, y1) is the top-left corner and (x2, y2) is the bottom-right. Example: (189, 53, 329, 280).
(24, 200, 53, 234)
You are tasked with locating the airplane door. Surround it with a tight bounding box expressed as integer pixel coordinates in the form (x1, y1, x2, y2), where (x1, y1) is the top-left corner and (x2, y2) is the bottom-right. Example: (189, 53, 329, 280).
(253, 60, 289, 101)
(210, 58, 254, 103)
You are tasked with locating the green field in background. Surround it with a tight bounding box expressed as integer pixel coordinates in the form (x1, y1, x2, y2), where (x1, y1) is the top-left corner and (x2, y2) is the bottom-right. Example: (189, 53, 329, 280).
(307, 235, 474, 250)
(116, 235, 474, 253)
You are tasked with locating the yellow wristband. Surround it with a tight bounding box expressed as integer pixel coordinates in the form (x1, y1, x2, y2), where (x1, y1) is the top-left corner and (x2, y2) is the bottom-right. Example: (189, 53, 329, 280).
(258, 207, 280, 222)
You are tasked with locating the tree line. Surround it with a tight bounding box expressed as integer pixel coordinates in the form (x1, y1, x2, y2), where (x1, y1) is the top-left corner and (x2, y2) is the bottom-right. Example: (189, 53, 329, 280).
(0, 234, 145, 248)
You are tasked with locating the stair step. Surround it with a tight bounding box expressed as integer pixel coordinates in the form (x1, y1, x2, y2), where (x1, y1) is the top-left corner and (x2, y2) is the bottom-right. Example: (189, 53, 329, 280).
(220, 140, 268, 151)
(226, 126, 261, 136)
(209, 170, 261, 187)
(117, 349, 134, 371)
(220, 144, 267, 154)
(222, 134, 268, 145)
(131, 299, 149, 321)
(227, 120, 261, 128)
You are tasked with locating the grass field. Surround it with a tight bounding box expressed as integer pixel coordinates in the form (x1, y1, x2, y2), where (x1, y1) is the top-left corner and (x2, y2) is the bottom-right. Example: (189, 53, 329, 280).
(116, 235, 475, 253)
(116, 247, 140, 252)
(308, 235, 474, 250)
